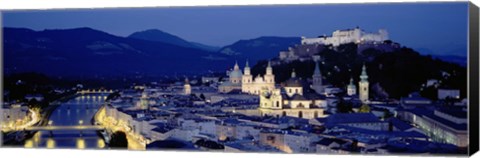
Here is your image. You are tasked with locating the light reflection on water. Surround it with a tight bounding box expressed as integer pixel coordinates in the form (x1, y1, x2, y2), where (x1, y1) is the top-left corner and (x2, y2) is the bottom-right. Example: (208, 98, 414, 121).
(76, 138, 86, 149)
(23, 94, 109, 149)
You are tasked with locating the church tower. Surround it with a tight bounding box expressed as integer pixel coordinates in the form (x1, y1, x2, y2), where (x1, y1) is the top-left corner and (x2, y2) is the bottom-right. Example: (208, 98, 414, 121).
(311, 61, 323, 94)
(347, 77, 357, 96)
(264, 61, 275, 84)
(242, 60, 253, 93)
(359, 64, 369, 103)
(184, 78, 191, 95)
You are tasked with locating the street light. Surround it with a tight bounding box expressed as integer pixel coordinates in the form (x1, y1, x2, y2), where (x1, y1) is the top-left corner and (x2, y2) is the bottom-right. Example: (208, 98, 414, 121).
(79, 120, 84, 125)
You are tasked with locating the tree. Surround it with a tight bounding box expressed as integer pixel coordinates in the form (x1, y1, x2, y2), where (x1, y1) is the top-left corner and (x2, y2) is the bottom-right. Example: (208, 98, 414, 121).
(358, 104, 371, 113)
(336, 96, 353, 113)
(382, 109, 393, 119)
(28, 99, 39, 108)
(109, 131, 128, 148)
(106, 92, 120, 101)
(443, 96, 455, 107)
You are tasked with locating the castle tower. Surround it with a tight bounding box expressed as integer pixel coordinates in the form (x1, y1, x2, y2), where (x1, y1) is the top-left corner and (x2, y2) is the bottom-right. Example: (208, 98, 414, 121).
(184, 78, 191, 95)
(347, 77, 357, 96)
(311, 61, 323, 94)
(264, 61, 275, 84)
(359, 64, 369, 103)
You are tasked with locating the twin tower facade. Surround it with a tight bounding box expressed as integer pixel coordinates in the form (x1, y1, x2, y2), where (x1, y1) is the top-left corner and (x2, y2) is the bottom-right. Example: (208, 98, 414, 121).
(218, 61, 275, 95)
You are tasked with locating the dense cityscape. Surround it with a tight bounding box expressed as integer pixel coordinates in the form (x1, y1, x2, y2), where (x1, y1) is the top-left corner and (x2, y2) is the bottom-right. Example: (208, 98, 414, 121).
(1, 26, 469, 155)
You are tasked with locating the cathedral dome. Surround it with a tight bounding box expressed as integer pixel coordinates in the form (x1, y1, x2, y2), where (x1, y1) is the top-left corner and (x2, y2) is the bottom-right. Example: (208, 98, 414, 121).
(229, 69, 243, 78)
(284, 78, 302, 87)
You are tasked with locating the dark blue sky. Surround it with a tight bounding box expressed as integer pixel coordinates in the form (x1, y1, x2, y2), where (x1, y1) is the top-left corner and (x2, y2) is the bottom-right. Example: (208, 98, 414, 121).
(3, 2, 468, 56)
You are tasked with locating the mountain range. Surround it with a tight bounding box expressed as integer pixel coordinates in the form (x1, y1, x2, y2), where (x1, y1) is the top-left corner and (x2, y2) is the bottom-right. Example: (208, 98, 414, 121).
(217, 36, 301, 63)
(3, 27, 300, 77)
(3, 27, 467, 78)
(3, 27, 232, 77)
(128, 29, 220, 52)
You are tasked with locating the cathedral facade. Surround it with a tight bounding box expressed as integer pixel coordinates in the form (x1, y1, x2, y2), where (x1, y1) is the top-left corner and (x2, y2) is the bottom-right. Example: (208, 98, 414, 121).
(257, 62, 327, 119)
(218, 61, 275, 95)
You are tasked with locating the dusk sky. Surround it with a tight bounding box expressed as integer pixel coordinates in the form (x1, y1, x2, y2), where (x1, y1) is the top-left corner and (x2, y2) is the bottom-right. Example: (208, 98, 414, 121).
(3, 2, 468, 56)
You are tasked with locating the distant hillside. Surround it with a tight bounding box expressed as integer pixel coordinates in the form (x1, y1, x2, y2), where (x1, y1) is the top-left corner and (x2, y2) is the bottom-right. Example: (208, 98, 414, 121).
(3, 27, 231, 77)
(432, 55, 467, 67)
(415, 47, 467, 67)
(128, 29, 219, 52)
(218, 36, 301, 64)
(190, 42, 221, 52)
(251, 43, 467, 99)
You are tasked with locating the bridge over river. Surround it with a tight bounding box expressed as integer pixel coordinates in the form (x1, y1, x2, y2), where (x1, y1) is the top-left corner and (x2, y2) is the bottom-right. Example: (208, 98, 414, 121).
(24, 125, 105, 131)
(21, 93, 110, 149)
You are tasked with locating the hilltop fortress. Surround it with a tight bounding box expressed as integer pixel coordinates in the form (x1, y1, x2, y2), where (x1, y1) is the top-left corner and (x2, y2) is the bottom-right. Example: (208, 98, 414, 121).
(300, 27, 389, 46)
(279, 27, 399, 62)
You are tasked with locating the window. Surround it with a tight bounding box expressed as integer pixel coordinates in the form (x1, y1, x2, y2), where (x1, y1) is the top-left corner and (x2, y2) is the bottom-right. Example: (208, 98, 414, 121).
(298, 111, 303, 118)
(276, 101, 280, 107)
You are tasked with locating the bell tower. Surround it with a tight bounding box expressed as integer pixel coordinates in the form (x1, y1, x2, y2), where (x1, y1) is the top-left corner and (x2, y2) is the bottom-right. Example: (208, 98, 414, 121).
(359, 64, 369, 103)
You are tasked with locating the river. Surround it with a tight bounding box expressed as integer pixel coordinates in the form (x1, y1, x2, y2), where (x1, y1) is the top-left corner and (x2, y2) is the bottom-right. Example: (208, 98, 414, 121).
(23, 93, 109, 149)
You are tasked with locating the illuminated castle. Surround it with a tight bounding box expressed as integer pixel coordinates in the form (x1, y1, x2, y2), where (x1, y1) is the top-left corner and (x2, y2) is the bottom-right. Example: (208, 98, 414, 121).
(300, 27, 388, 47)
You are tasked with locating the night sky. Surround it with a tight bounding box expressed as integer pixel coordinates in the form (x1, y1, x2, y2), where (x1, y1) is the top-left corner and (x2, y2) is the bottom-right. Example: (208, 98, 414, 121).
(3, 2, 468, 56)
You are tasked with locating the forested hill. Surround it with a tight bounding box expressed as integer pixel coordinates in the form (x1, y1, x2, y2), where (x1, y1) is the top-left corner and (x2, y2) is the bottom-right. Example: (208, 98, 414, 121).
(250, 43, 466, 100)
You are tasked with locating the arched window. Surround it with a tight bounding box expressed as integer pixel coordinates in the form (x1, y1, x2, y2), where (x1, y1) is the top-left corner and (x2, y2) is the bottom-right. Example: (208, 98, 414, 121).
(314, 111, 318, 118)
(298, 111, 303, 118)
(276, 101, 280, 107)
(297, 103, 305, 108)
(282, 111, 287, 117)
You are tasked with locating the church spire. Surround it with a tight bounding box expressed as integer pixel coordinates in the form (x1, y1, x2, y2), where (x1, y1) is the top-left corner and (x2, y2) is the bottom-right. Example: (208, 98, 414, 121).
(234, 61, 240, 70)
(291, 68, 296, 78)
(359, 63, 369, 103)
(244, 60, 251, 75)
(311, 61, 324, 94)
(266, 60, 273, 75)
(360, 63, 368, 82)
(314, 61, 321, 75)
